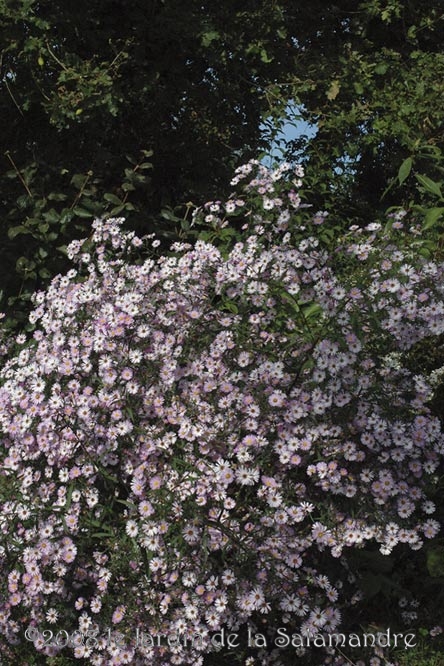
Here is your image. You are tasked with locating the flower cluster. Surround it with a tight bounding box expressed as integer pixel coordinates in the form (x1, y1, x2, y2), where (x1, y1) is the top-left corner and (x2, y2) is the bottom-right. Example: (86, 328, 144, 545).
(0, 161, 443, 664)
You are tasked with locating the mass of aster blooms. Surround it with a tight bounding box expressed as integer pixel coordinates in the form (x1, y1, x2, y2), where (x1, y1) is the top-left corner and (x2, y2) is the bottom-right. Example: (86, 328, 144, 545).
(0, 160, 443, 665)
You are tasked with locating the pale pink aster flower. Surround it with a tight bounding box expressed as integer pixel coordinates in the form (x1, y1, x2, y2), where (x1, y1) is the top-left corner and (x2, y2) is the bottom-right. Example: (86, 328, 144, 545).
(112, 605, 126, 624)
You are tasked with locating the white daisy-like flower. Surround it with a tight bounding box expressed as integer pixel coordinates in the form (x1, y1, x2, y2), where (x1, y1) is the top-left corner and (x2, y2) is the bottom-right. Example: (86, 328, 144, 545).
(235, 466, 259, 486)
(125, 520, 138, 538)
(46, 608, 59, 624)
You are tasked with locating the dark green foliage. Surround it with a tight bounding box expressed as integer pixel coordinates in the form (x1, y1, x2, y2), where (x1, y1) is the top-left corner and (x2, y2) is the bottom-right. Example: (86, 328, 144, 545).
(283, 0, 444, 224)
(2, 0, 444, 325)
(2, 0, 444, 326)
(0, 0, 293, 325)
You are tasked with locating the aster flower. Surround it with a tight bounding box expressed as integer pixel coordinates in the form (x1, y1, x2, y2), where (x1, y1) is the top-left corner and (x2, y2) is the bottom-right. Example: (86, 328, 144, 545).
(0, 165, 443, 665)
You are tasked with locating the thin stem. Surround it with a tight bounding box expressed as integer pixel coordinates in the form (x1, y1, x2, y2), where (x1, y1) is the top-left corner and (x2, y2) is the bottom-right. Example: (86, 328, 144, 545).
(45, 41, 69, 72)
(70, 171, 93, 209)
(4, 77, 24, 116)
(4, 151, 33, 198)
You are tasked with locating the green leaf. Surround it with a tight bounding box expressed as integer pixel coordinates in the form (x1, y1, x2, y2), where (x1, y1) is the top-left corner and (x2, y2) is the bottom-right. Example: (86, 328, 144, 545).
(70, 173, 88, 189)
(201, 30, 219, 47)
(65, 483, 74, 512)
(326, 79, 340, 101)
(110, 204, 125, 215)
(91, 530, 115, 539)
(161, 208, 181, 222)
(116, 499, 137, 510)
(16, 194, 32, 209)
(260, 48, 273, 63)
(302, 302, 323, 320)
(423, 207, 444, 230)
(427, 546, 444, 577)
(319, 228, 335, 243)
(103, 193, 122, 205)
(374, 62, 388, 75)
(8, 225, 30, 239)
(60, 209, 75, 226)
(16, 256, 35, 272)
(72, 206, 94, 218)
(43, 208, 61, 223)
(47, 192, 68, 202)
(121, 182, 136, 192)
(221, 297, 238, 314)
(398, 157, 412, 185)
(416, 174, 443, 198)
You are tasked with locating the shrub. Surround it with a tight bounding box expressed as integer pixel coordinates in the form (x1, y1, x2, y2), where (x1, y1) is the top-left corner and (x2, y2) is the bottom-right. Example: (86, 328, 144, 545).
(0, 162, 443, 665)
